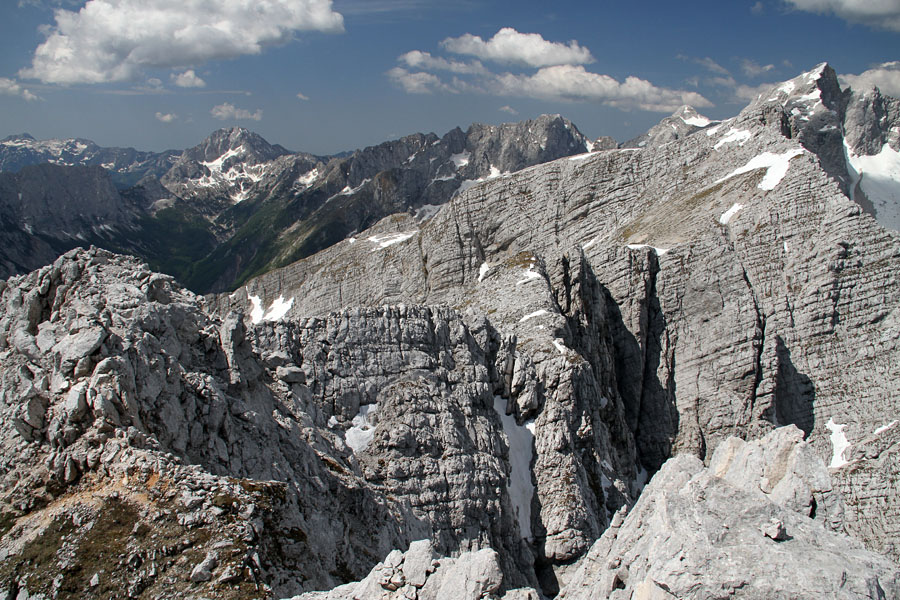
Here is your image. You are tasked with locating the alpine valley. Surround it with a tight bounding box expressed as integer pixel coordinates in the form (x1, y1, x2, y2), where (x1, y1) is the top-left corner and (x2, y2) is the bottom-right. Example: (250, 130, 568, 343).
(1, 63, 899, 599)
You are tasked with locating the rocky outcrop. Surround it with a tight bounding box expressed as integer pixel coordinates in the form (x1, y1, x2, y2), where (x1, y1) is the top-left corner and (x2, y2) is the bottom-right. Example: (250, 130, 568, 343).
(557, 427, 900, 599)
(0, 248, 420, 598)
(288, 540, 544, 600)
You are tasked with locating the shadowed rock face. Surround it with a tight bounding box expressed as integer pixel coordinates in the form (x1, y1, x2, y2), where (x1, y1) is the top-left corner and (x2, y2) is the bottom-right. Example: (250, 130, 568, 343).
(2, 65, 900, 599)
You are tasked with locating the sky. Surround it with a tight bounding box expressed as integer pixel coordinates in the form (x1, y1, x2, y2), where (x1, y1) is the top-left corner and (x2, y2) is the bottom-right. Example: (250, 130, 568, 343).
(0, 0, 899, 156)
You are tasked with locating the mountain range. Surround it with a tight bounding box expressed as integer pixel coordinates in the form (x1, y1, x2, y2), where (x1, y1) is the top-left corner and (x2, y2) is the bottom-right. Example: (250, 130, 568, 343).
(1, 63, 899, 599)
(0, 115, 593, 293)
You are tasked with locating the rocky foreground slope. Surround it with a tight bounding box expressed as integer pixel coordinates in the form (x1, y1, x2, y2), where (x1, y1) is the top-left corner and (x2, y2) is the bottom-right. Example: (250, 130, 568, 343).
(1, 63, 899, 599)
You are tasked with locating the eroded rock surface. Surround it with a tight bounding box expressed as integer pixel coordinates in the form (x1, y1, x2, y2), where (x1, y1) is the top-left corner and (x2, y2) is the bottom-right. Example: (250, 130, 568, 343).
(558, 427, 900, 600)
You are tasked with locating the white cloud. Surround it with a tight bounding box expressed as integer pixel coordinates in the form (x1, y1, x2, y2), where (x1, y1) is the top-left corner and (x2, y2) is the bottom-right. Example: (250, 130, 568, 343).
(441, 27, 594, 67)
(387, 67, 452, 94)
(211, 102, 263, 121)
(678, 54, 730, 75)
(399, 50, 486, 74)
(499, 105, 518, 115)
(155, 111, 177, 122)
(740, 59, 775, 77)
(733, 81, 778, 102)
(843, 61, 900, 96)
(705, 74, 777, 103)
(784, 0, 900, 31)
(0, 77, 39, 101)
(296, 91, 310, 100)
(171, 69, 206, 88)
(751, 1, 766, 13)
(20, 0, 345, 84)
(490, 65, 713, 111)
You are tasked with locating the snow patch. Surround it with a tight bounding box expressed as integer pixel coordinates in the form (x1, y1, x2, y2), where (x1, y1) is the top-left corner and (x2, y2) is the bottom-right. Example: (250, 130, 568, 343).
(247, 294, 294, 324)
(478, 262, 491, 282)
(716, 148, 804, 190)
(519, 309, 549, 322)
(719, 203, 744, 225)
(516, 259, 541, 286)
(713, 129, 752, 150)
(345, 404, 378, 453)
(327, 415, 338, 428)
(367, 231, 418, 249)
(295, 167, 319, 188)
(449, 152, 470, 169)
(248, 294, 265, 324)
(492, 397, 535, 540)
(873, 420, 898, 436)
(552, 339, 567, 355)
(682, 114, 711, 127)
(825, 417, 852, 469)
(457, 165, 507, 195)
(626, 243, 669, 255)
(568, 152, 597, 162)
(264, 296, 294, 321)
(777, 80, 796, 96)
(845, 142, 900, 231)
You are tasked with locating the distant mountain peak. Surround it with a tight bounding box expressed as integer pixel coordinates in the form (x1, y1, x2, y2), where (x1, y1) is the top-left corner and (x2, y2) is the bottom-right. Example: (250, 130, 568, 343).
(2, 133, 36, 143)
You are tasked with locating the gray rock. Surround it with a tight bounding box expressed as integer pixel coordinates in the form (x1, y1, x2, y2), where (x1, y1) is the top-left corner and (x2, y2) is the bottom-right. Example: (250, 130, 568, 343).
(275, 365, 305, 384)
(556, 432, 900, 599)
(190, 550, 219, 583)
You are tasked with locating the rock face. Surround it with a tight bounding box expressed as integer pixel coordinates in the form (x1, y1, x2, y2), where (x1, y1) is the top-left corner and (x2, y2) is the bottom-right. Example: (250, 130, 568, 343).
(0, 248, 418, 598)
(214, 63, 900, 579)
(557, 427, 900, 600)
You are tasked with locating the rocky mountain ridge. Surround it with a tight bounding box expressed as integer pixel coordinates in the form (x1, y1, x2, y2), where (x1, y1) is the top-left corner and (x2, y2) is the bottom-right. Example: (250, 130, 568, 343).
(211, 62, 900, 584)
(0, 133, 179, 189)
(0, 116, 592, 292)
(1, 63, 899, 599)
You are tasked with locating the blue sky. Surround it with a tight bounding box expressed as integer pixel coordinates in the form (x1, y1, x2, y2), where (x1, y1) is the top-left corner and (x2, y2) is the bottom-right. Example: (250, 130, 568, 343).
(0, 0, 898, 155)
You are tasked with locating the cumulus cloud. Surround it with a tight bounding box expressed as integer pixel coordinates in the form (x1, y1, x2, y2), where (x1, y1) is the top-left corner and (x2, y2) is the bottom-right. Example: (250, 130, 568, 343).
(211, 102, 263, 121)
(843, 61, 900, 96)
(0, 77, 39, 101)
(399, 50, 486, 74)
(390, 31, 709, 112)
(155, 111, 177, 123)
(499, 105, 518, 115)
(490, 65, 712, 111)
(20, 0, 345, 85)
(740, 59, 775, 77)
(441, 28, 594, 67)
(783, 0, 900, 31)
(296, 91, 310, 100)
(171, 69, 206, 88)
(386, 67, 453, 94)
